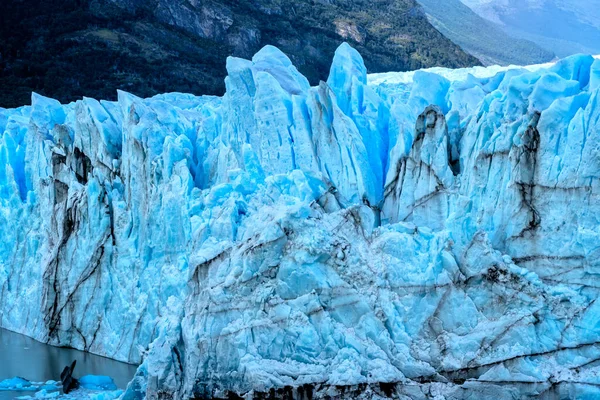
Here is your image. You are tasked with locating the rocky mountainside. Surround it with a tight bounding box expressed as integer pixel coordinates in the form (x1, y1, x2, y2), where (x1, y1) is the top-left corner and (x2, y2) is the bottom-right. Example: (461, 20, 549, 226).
(460, 0, 600, 57)
(0, 0, 480, 108)
(416, 0, 555, 66)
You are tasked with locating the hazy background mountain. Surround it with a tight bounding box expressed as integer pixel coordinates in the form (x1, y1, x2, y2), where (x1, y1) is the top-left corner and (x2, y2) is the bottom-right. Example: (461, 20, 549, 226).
(460, 0, 600, 57)
(416, 0, 555, 66)
(0, 0, 480, 108)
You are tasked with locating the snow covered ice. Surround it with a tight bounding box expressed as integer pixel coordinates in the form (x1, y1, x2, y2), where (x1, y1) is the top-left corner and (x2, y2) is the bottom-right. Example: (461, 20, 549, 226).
(1, 43, 600, 399)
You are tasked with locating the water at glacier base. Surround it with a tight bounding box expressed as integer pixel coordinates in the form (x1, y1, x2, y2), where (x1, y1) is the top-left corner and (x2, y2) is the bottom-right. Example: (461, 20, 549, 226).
(0, 329, 137, 399)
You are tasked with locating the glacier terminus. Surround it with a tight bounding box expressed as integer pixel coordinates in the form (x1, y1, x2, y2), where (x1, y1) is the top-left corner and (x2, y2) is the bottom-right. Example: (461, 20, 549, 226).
(1, 43, 600, 399)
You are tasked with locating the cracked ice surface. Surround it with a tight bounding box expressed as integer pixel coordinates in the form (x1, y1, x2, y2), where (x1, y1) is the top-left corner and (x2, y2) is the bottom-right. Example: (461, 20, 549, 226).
(1, 43, 600, 399)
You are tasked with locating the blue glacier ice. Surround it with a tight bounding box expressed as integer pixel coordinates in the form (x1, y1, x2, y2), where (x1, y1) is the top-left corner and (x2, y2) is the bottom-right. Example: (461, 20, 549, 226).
(79, 376, 118, 391)
(0, 377, 62, 397)
(1, 44, 600, 399)
(0, 377, 36, 391)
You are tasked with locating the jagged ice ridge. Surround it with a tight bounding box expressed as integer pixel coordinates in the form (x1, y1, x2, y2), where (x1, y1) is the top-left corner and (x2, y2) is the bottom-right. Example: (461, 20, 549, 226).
(1, 44, 600, 399)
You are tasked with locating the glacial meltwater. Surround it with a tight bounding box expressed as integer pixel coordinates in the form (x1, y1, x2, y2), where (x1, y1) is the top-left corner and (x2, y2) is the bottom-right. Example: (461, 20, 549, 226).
(0, 329, 138, 399)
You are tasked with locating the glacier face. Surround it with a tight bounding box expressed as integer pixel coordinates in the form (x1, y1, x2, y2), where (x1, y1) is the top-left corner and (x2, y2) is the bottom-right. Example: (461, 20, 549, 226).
(1, 43, 600, 399)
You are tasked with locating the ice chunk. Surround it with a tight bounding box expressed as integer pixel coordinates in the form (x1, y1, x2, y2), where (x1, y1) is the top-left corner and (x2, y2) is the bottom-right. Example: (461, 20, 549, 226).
(327, 42, 368, 115)
(252, 45, 310, 95)
(78, 376, 117, 391)
(0, 377, 34, 391)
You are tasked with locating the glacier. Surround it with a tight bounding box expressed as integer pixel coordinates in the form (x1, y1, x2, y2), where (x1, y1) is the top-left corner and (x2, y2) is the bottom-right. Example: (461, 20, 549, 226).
(1, 43, 600, 399)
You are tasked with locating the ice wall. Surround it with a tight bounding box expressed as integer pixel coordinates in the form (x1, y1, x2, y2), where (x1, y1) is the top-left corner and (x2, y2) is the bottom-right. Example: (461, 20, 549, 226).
(1, 44, 600, 399)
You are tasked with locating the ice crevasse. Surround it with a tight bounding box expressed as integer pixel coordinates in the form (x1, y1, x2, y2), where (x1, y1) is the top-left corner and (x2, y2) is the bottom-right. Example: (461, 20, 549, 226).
(1, 43, 600, 399)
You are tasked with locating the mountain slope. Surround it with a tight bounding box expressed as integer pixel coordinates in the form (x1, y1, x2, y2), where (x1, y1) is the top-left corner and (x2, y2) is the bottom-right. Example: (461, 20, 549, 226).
(0, 0, 480, 108)
(460, 0, 600, 57)
(416, 0, 555, 65)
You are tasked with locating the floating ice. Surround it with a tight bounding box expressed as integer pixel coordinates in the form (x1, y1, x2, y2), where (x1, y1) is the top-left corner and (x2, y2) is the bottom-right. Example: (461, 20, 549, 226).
(78, 376, 117, 391)
(0, 377, 36, 391)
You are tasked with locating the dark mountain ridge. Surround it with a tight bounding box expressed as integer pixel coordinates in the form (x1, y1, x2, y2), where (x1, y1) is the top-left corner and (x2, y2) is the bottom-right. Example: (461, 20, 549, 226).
(0, 0, 480, 108)
(416, 0, 555, 66)
(461, 0, 600, 57)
